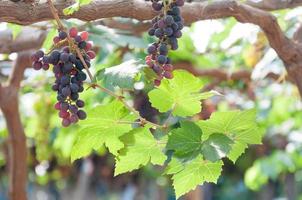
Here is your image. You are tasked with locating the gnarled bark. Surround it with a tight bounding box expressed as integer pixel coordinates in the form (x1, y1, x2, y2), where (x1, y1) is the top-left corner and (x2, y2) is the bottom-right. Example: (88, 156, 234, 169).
(0, 51, 32, 200)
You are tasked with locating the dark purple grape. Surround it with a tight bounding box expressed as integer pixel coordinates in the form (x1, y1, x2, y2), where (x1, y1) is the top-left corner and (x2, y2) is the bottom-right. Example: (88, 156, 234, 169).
(62, 87, 71, 97)
(69, 54, 77, 63)
(152, 64, 163, 74)
(164, 15, 174, 25)
(78, 85, 84, 92)
(159, 44, 168, 55)
(69, 105, 78, 113)
(76, 72, 87, 81)
(157, 55, 167, 64)
(36, 50, 44, 58)
(147, 45, 157, 54)
(76, 100, 85, 108)
(155, 28, 164, 38)
(70, 93, 79, 101)
(171, 6, 180, 15)
(60, 53, 69, 62)
(75, 35, 82, 43)
(176, 22, 184, 30)
(57, 94, 66, 102)
(163, 71, 173, 79)
(42, 56, 50, 64)
(60, 75, 70, 86)
(174, 30, 182, 38)
(78, 41, 86, 49)
(158, 19, 166, 29)
(59, 31, 67, 40)
(171, 23, 179, 31)
(33, 61, 42, 70)
(52, 84, 59, 91)
(42, 63, 50, 70)
(148, 28, 155, 36)
(152, 2, 162, 11)
(77, 110, 87, 120)
(164, 27, 173, 36)
(70, 83, 79, 93)
(62, 46, 70, 53)
(75, 59, 84, 70)
(62, 62, 73, 73)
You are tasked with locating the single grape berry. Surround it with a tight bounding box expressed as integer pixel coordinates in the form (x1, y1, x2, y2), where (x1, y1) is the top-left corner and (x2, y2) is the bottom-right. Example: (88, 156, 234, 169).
(87, 51, 96, 59)
(69, 27, 78, 38)
(59, 31, 67, 40)
(76, 100, 85, 108)
(36, 50, 44, 58)
(75, 35, 82, 43)
(33, 61, 42, 70)
(147, 45, 157, 54)
(152, 2, 162, 11)
(80, 31, 89, 41)
(62, 118, 71, 127)
(157, 55, 167, 64)
(60, 53, 69, 62)
(77, 110, 87, 120)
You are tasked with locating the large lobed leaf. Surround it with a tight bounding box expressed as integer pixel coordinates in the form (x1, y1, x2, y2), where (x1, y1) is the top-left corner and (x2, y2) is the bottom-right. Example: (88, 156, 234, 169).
(71, 100, 136, 161)
(148, 70, 218, 117)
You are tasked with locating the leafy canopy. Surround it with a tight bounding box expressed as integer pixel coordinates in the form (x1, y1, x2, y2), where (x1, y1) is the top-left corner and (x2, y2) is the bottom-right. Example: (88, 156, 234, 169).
(71, 70, 262, 198)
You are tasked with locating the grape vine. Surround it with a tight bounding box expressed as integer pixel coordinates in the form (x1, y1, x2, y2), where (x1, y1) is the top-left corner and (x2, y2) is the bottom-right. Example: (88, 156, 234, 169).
(146, 0, 185, 86)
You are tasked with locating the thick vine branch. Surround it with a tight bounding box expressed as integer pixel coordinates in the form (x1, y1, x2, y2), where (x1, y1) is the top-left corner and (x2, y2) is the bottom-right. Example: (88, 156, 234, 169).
(0, 0, 301, 26)
(246, 0, 302, 10)
(0, 51, 33, 200)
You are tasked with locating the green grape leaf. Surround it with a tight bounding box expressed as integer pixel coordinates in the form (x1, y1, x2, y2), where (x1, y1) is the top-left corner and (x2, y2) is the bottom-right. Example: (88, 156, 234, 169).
(71, 100, 136, 161)
(164, 157, 184, 175)
(196, 109, 262, 163)
(148, 70, 217, 117)
(170, 156, 223, 198)
(201, 133, 233, 162)
(166, 121, 202, 158)
(97, 59, 144, 89)
(114, 127, 166, 176)
(228, 141, 248, 163)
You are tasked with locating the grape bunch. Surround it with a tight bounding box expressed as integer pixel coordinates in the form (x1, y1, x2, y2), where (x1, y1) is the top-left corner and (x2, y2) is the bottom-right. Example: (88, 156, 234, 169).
(146, 0, 185, 86)
(31, 27, 96, 127)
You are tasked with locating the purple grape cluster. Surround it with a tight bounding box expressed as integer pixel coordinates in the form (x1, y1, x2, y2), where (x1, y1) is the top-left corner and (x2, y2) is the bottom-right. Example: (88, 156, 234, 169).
(145, 0, 185, 86)
(31, 27, 96, 127)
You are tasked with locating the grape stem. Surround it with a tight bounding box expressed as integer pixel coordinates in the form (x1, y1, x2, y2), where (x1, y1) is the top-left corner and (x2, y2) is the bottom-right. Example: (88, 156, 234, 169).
(92, 84, 163, 129)
(47, 0, 94, 83)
